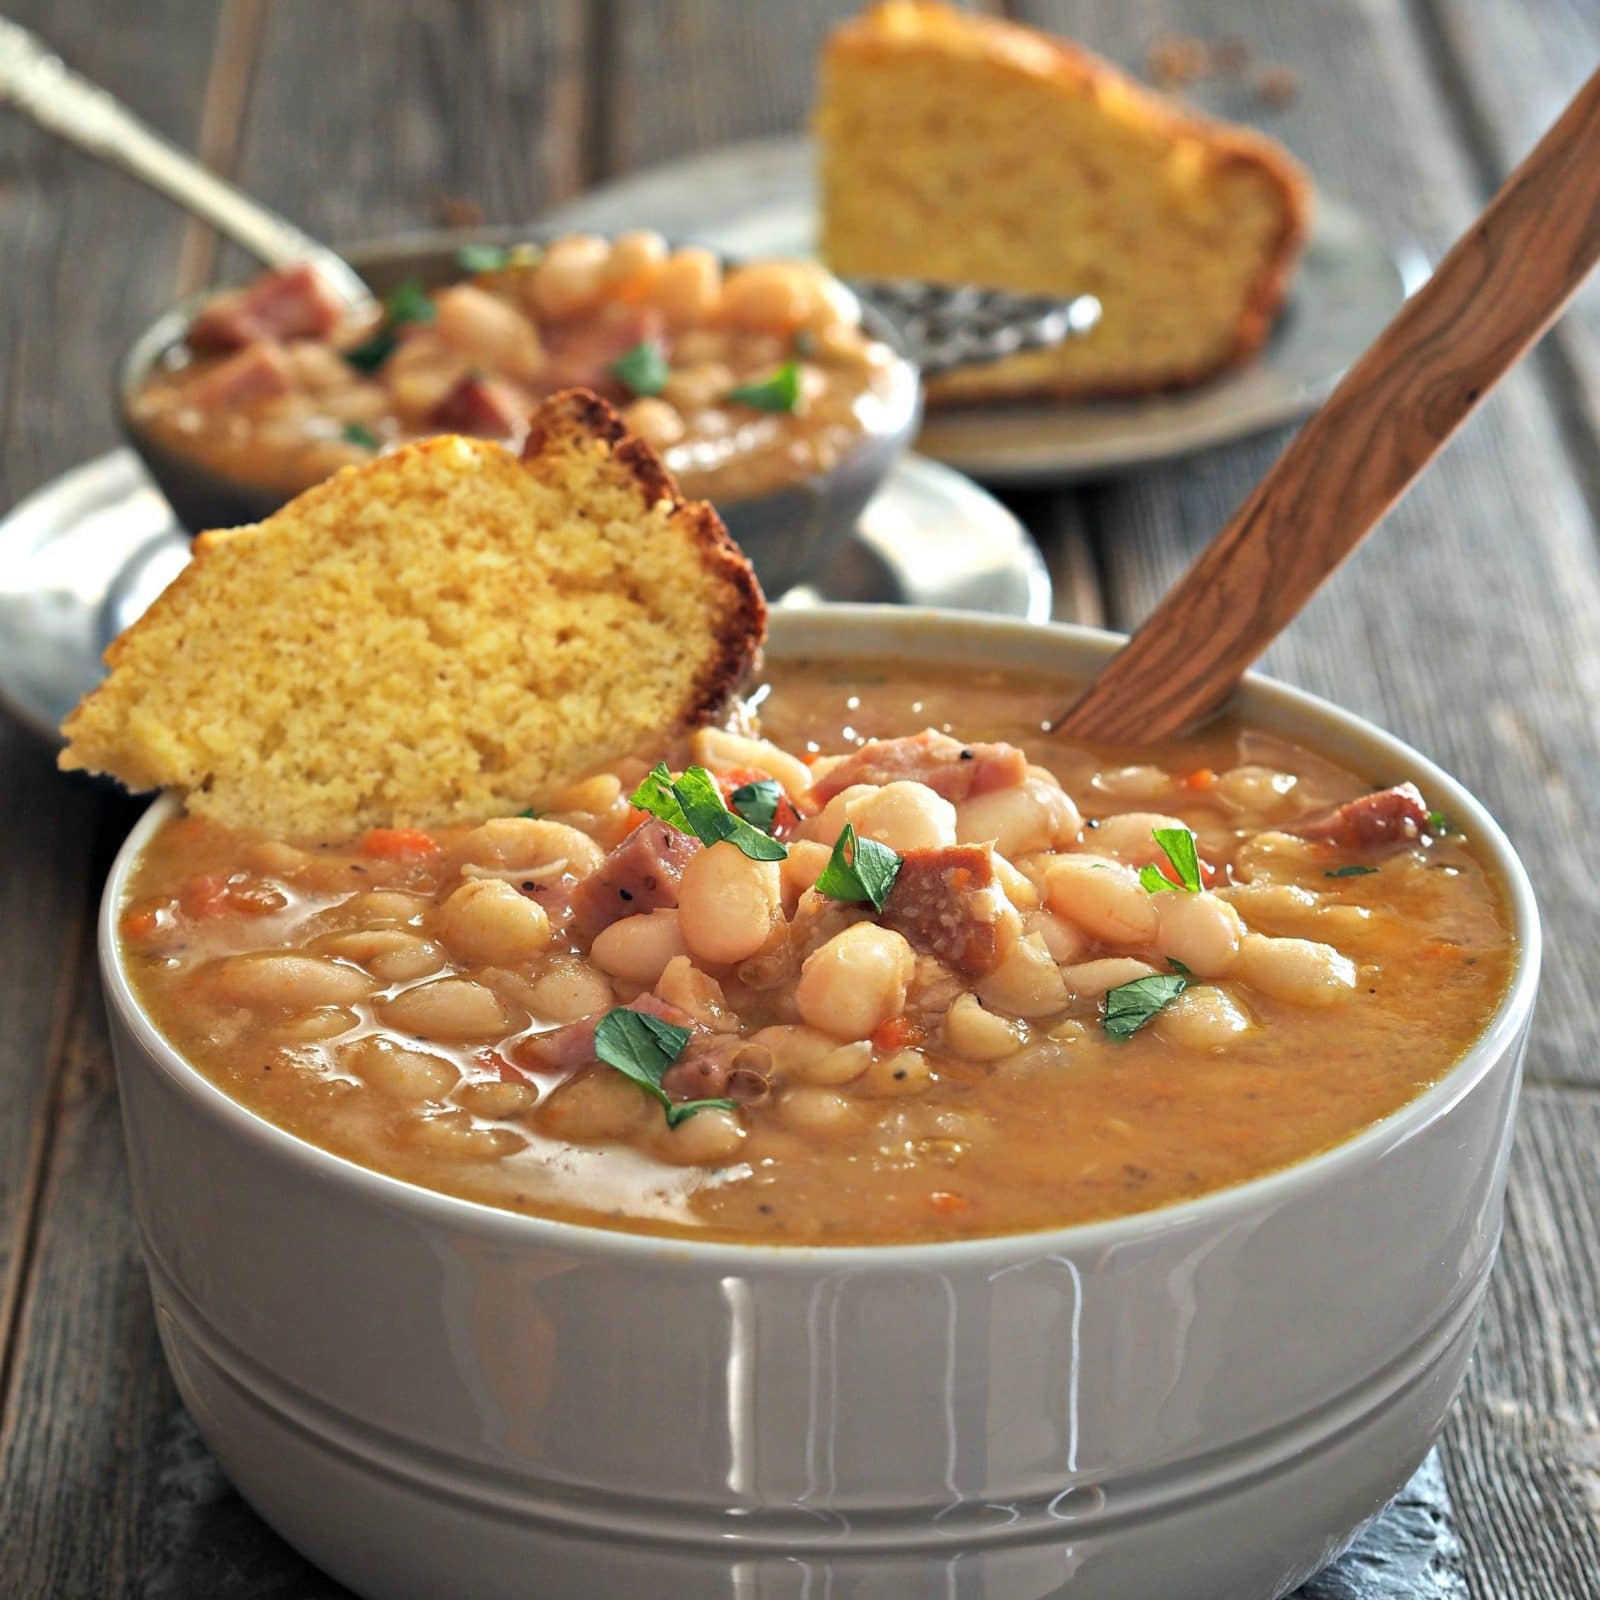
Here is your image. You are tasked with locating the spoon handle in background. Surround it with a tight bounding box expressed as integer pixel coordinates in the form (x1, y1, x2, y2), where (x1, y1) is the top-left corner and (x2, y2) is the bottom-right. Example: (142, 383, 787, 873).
(1054, 65, 1600, 744)
(0, 17, 371, 310)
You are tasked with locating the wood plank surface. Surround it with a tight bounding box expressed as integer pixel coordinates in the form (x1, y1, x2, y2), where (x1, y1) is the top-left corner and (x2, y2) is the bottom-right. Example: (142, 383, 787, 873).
(0, 0, 224, 1579)
(1414, 0, 1600, 475)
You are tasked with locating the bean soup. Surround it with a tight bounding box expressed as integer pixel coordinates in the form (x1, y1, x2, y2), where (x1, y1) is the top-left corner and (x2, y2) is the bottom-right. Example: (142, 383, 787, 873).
(118, 661, 1516, 1245)
(128, 235, 912, 506)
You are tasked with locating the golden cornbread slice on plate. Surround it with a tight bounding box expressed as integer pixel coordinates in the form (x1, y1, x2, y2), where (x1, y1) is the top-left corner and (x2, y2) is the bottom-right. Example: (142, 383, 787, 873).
(814, 1, 1312, 401)
(59, 389, 765, 836)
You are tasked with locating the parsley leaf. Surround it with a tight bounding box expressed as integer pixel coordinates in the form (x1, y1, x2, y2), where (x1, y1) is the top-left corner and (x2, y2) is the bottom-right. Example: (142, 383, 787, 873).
(726, 360, 802, 413)
(457, 243, 510, 274)
(1325, 864, 1378, 878)
(1426, 809, 1453, 836)
(628, 764, 787, 862)
(814, 822, 902, 913)
(343, 278, 437, 373)
(383, 279, 436, 327)
(611, 339, 671, 398)
(1139, 827, 1203, 894)
(1103, 973, 1188, 1040)
(730, 778, 782, 835)
(593, 1008, 733, 1128)
(341, 422, 379, 451)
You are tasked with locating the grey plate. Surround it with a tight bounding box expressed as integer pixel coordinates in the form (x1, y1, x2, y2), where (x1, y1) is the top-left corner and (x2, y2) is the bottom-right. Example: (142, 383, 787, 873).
(545, 136, 1424, 484)
(0, 449, 1049, 745)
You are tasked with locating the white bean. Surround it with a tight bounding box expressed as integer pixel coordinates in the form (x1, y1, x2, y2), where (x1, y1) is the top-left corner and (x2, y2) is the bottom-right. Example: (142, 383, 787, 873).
(436, 878, 552, 966)
(795, 923, 914, 1040)
(452, 817, 603, 880)
(956, 778, 1081, 856)
(345, 1037, 460, 1100)
(780, 1085, 863, 1136)
(1045, 855, 1159, 945)
(798, 783, 876, 843)
(845, 781, 957, 852)
(1233, 934, 1357, 1006)
(655, 955, 735, 1030)
(1154, 891, 1242, 978)
(943, 993, 1025, 1061)
(591, 908, 689, 984)
(380, 978, 509, 1041)
(1155, 986, 1256, 1051)
(653, 246, 722, 328)
(691, 728, 814, 801)
(779, 839, 832, 912)
(1061, 957, 1159, 998)
(529, 234, 610, 319)
(213, 954, 372, 1010)
(317, 929, 446, 983)
(660, 1107, 745, 1165)
(1085, 811, 1191, 867)
(525, 955, 614, 1022)
(860, 1047, 932, 1097)
(540, 1070, 652, 1140)
(975, 933, 1069, 1019)
(1024, 907, 1091, 964)
(677, 842, 781, 966)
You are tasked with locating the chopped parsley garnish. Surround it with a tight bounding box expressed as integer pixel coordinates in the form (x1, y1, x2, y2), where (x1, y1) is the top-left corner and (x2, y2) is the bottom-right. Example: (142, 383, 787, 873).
(1103, 973, 1188, 1040)
(726, 360, 802, 413)
(1325, 864, 1377, 878)
(629, 763, 787, 861)
(517, 806, 540, 820)
(611, 339, 671, 399)
(344, 279, 437, 372)
(1167, 957, 1192, 976)
(383, 279, 436, 327)
(1426, 809, 1453, 836)
(1138, 827, 1203, 894)
(593, 1008, 733, 1128)
(814, 822, 901, 913)
(341, 422, 379, 451)
(729, 778, 783, 835)
(457, 243, 510, 274)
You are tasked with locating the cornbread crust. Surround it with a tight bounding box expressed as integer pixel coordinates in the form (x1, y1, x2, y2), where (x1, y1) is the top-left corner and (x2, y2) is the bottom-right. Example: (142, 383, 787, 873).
(816, 2, 1313, 403)
(60, 389, 765, 835)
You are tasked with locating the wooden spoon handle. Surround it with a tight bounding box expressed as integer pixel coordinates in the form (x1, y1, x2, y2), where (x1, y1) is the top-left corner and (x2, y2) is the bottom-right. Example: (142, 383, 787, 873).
(1055, 66, 1600, 743)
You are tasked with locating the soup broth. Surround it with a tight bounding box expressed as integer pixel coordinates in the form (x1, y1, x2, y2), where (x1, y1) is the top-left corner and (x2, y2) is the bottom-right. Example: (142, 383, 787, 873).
(119, 660, 1515, 1245)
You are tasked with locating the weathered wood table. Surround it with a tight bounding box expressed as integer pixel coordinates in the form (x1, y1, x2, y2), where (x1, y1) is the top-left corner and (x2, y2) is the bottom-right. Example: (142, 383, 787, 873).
(1, 3, 1595, 1596)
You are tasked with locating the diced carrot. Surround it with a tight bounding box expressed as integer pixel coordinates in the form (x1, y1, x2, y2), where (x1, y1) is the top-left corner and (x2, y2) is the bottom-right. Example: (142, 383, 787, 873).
(120, 907, 161, 941)
(929, 1191, 970, 1216)
(1182, 767, 1218, 791)
(872, 1016, 926, 1052)
(179, 874, 233, 918)
(359, 827, 440, 860)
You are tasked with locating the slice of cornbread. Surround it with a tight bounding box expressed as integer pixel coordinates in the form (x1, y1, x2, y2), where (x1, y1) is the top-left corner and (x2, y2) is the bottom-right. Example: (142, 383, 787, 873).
(60, 389, 765, 836)
(815, 2, 1312, 401)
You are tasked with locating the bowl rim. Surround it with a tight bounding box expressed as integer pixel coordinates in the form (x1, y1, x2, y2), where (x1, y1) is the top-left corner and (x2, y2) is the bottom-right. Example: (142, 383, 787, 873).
(98, 608, 1542, 1269)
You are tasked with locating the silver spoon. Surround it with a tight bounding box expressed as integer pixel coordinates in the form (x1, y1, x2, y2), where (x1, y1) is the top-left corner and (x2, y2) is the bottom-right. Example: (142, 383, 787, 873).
(0, 16, 1097, 376)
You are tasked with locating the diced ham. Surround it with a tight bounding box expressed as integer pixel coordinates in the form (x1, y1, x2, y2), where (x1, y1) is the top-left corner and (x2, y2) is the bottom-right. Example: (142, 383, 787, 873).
(189, 264, 345, 351)
(661, 1036, 771, 1105)
(179, 340, 295, 411)
(880, 844, 1022, 976)
(1291, 784, 1430, 850)
(811, 730, 1029, 806)
(570, 821, 702, 939)
(427, 372, 527, 436)
(515, 993, 690, 1074)
(537, 303, 665, 396)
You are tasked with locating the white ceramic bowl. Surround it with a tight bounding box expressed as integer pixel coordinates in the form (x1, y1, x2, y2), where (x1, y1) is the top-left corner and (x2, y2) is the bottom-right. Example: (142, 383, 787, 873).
(99, 611, 1540, 1600)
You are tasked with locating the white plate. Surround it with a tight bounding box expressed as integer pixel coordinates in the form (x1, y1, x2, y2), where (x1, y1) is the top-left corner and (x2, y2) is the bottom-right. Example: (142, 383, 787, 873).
(0, 449, 1049, 745)
(544, 136, 1423, 484)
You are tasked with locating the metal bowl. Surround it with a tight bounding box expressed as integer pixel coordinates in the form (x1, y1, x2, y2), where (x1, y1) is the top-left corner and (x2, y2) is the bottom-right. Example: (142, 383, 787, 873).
(114, 227, 923, 597)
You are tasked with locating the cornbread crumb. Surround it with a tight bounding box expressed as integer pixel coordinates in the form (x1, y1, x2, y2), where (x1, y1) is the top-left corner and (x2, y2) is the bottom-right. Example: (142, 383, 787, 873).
(60, 389, 765, 836)
(815, 2, 1312, 402)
